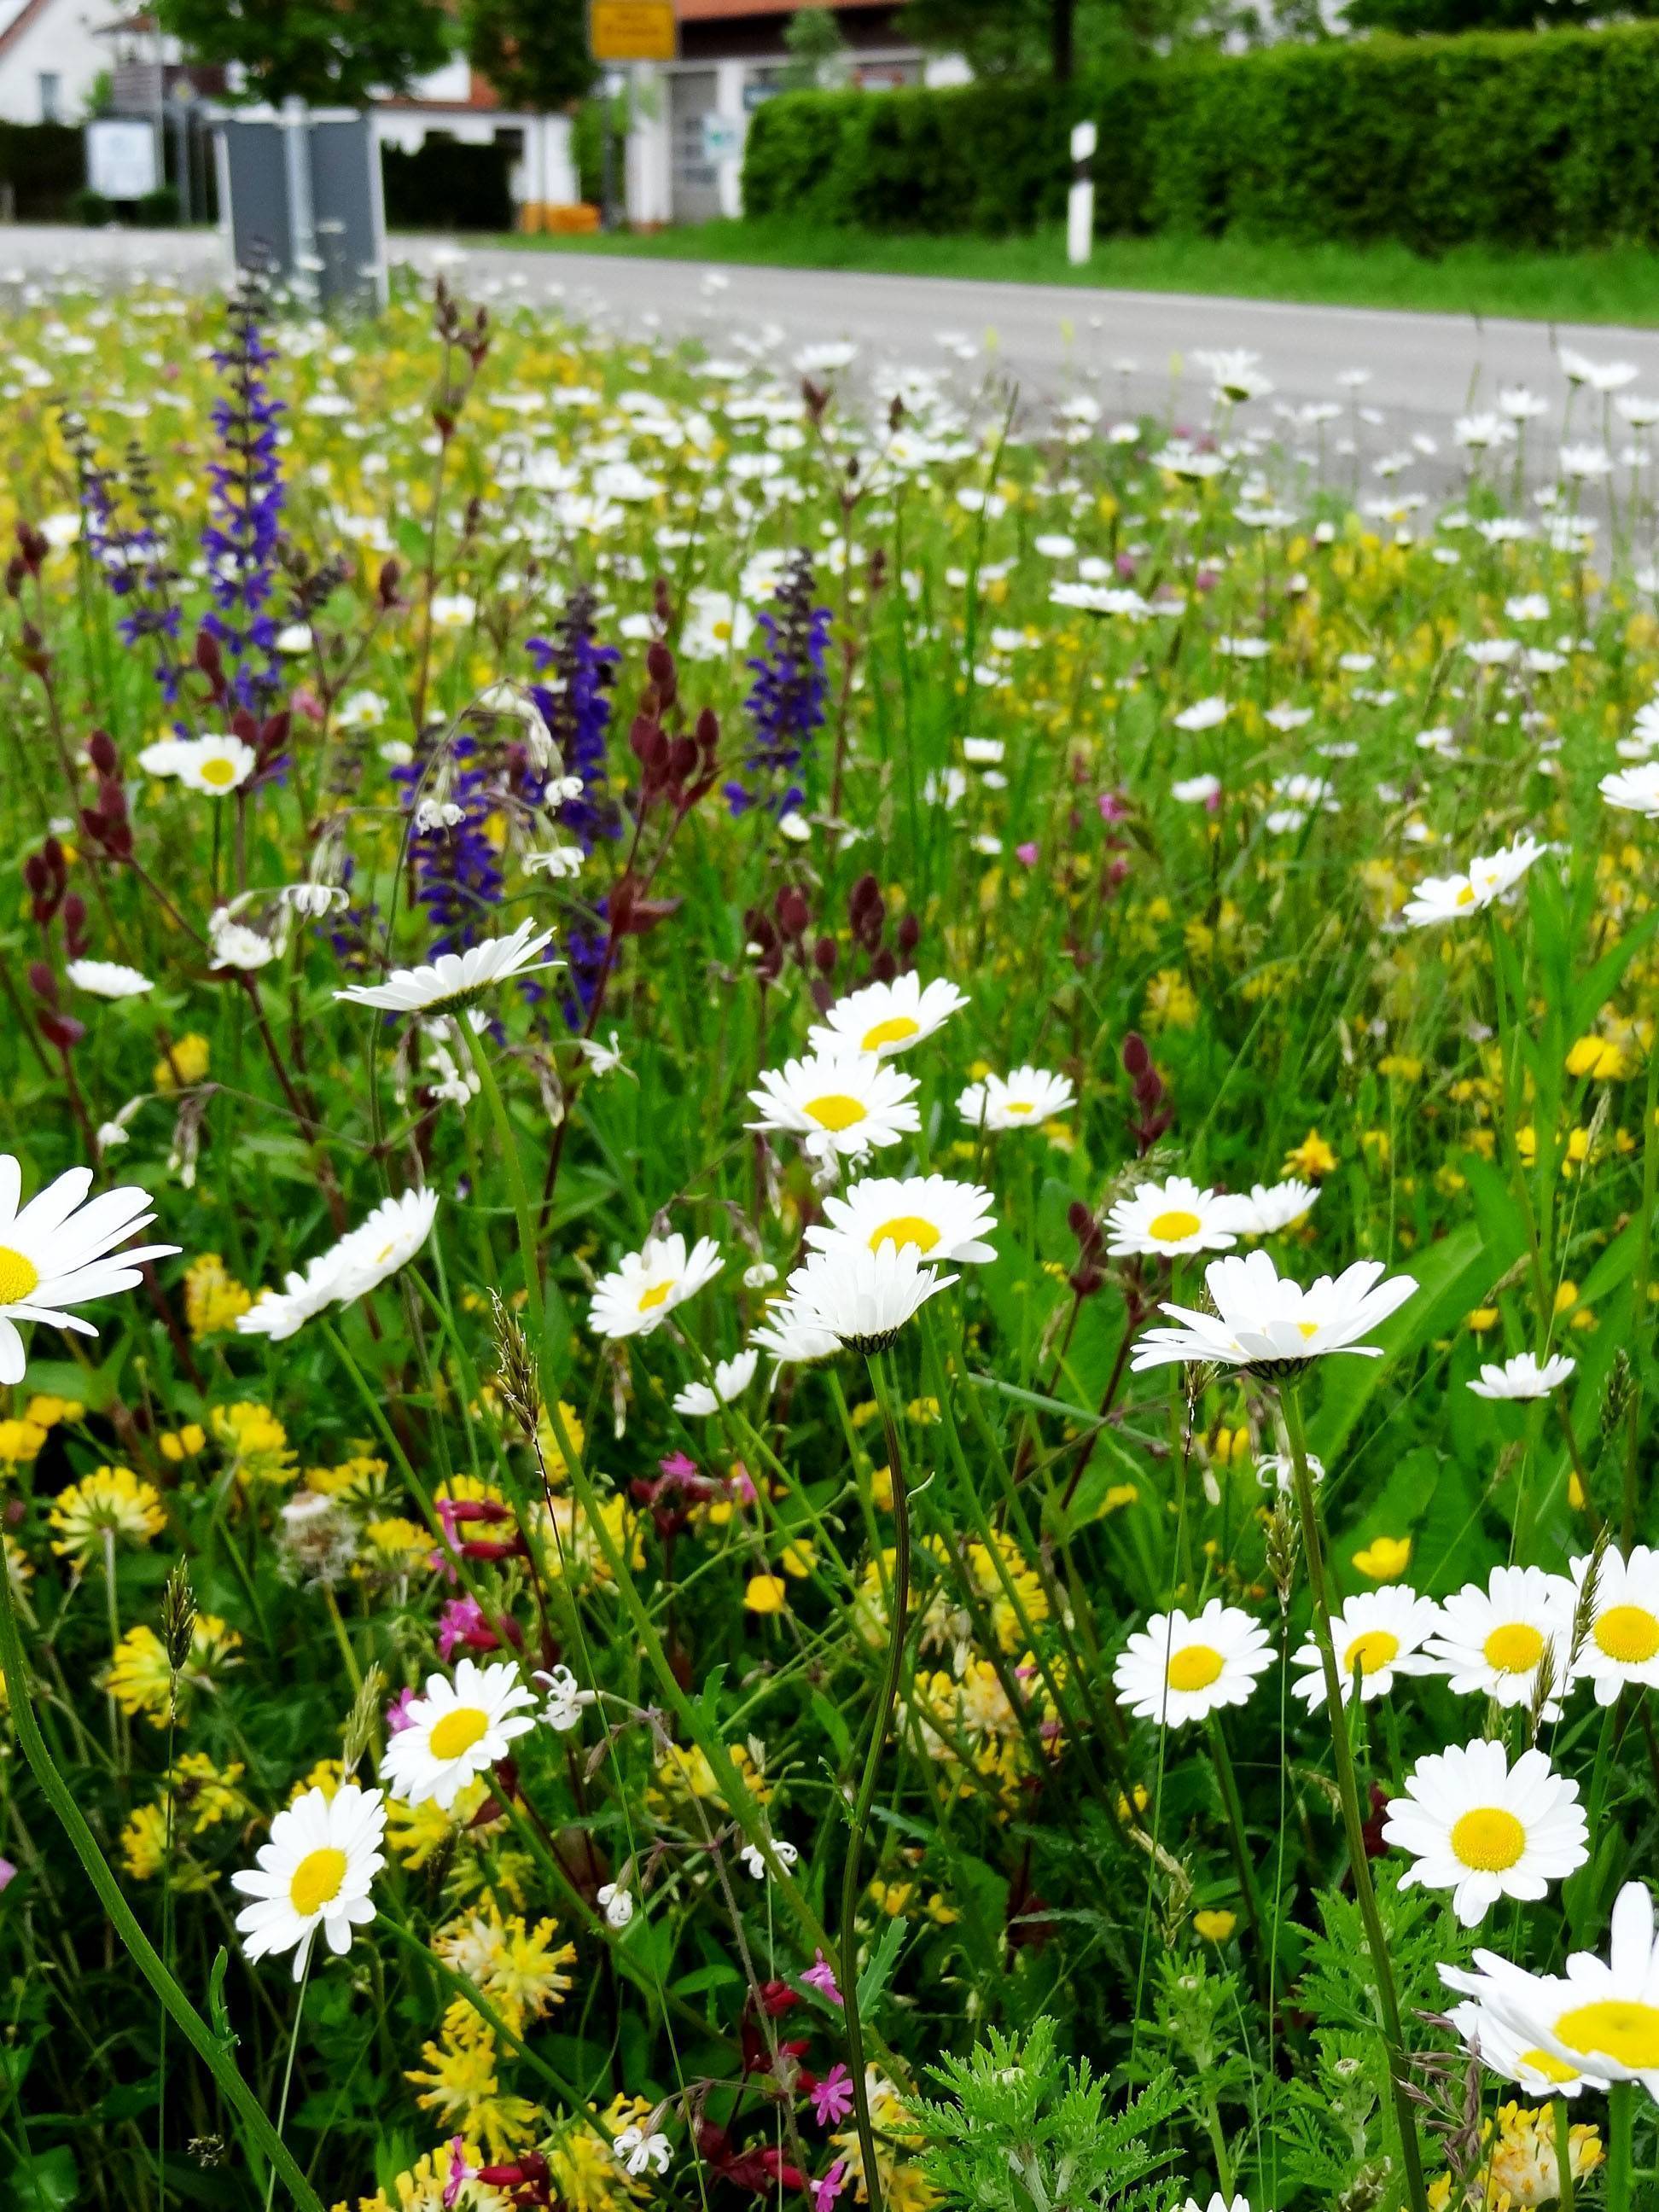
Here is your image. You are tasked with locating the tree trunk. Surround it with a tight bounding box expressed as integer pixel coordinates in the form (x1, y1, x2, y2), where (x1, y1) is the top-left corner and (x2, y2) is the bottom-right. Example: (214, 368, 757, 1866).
(1051, 0, 1076, 80)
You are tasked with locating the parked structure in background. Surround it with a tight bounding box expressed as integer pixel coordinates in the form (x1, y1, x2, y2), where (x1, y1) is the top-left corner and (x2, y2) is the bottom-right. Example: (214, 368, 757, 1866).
(624, 0, 967, 224)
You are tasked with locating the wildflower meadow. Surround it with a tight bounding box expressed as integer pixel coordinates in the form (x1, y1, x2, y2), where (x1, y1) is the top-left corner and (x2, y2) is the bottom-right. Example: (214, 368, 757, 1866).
(6, 266, 1659, 2212)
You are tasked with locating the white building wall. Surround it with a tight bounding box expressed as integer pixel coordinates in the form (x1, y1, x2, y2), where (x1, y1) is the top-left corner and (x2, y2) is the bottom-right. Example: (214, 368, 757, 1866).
(625, 64, 672, 225)
(0, 0, 109, 125)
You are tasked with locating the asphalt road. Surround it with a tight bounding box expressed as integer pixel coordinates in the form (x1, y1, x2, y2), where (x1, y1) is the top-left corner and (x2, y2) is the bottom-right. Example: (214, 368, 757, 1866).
(9, 222, 1659, 461)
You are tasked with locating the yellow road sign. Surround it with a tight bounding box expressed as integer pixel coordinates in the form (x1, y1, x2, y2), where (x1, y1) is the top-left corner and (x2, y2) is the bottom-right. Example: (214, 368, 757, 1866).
(590, 0, 677, 61)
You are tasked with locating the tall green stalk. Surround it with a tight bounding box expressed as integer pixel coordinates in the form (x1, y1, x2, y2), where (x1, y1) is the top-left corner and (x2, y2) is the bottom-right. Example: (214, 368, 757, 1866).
(1606, 2081, 1634, 2212)
(1280, 1386, 1429, 2212)
(0, 1548, 326, 2212)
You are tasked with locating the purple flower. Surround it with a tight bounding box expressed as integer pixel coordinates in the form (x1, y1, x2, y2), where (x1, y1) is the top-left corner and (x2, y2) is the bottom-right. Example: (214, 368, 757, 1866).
(200, 282, 287, 711)
(437, 1594, 488, 1661)
(725, 550, 831, 821)
(812, 2159, 849, 2212)
(442, 2136, 476, 2209)
(527, 585, 621, 856)
(802, 1950, 843, 2006)
(0, 1857, 16, 1893)
(809, 2064, 854, 2127)
(386, 1686, 418, 1734)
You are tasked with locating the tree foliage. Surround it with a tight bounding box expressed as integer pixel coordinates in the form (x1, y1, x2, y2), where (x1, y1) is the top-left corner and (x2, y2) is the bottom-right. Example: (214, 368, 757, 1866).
(465, 0, 596, 114)
(154, 0, 452, 106)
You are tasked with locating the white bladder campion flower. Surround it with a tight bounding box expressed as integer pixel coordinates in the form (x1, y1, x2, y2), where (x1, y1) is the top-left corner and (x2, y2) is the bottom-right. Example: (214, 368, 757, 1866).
(1130, 1249, 1417, 1376)
(1382, 1739, 1587, 1927)
(335, 917, 558, 1015)
(230, 1783, 386, 1982)
(0, 1158, 179, 1385)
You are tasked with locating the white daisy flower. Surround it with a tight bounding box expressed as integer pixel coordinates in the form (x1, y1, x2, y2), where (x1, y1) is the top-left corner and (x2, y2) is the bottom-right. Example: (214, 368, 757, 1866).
(330, 1188, 439, 1302)
(1382, 1739, 1587, 1927)
(1444, 1994, 1604, 2099)
(778, 1241, 958, 1353)
(956, 1065, 1075, 1133)
(1599, 763, 1659, 816)
(1131, 1249, 1417, 1375)
(1172, 774, 1221, 804)
(1569, 1544, 1659, 1705)
(672, 1348, 759, 1417)
(1105, 1175, 1241, 1260)
(805, 1174, 997, 1266)
(0, 1159, 178, 1386)
(1401, 835, 1544, 927)
(171, 734, 257, 797)
(1225, 1179, 1319, 1235)
(1112, 1598, 1274, 1727)
(748, 1052, 920, 1163)
(335, 917, 559, 1015)
(1468, 1351, 1576, 1400)
(65, 960, 154, 999)
(1423, 1564, 1576, 1716)
(806, 973, 969, 1059)
(1178, 2197, 1252, 2212)
(1291, 1585, 1441, 1709)
(749, 1296, 841, 1371)
(589, 1232, 723, 1341)
(379, 1657, 538, 1811)
(1444, 1880, 1659, 2094)
(230, 1782, 387, 1982)
(236, 1249, 350, 1342)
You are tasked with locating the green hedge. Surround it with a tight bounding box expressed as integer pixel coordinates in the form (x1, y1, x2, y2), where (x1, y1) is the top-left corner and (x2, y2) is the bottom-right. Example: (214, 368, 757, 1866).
(742, 22, 1659, 250)
(0, 121, 83, 223)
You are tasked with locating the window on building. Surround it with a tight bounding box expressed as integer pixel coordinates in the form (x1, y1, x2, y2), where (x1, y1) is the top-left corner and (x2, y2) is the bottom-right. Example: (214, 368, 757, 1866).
(38, 73, 61, 122)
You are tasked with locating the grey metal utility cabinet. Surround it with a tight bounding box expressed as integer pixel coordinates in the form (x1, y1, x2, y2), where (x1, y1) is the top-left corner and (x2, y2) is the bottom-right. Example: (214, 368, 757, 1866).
(211, 101, 388, 313)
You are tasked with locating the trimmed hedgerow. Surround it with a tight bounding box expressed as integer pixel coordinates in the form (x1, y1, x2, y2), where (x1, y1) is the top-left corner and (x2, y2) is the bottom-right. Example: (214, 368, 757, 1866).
(742, 21, 1659, 250)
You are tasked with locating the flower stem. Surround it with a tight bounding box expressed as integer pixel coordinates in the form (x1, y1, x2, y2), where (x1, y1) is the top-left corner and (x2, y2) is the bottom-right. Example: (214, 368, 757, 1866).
(464, 1021, 544, 1342)
(1554, 2094, 1575, 2212)
(839, 1349, 913, 2212)
(1280, 1385, 1429, 2212)
(264, 1957, 309, 2212)
(0, 1545, 326, 2212)
(1607, 2081, 1634, 2212)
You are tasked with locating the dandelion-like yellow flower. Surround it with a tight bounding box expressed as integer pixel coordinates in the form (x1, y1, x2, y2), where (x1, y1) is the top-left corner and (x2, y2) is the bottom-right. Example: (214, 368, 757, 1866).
(49, 1464, 166, 1561)
(183, 1254, 253, 1338)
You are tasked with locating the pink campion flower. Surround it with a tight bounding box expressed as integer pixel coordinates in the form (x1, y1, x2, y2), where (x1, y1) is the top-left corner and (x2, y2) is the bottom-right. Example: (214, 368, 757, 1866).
(386, 1686, 418, 1733)
(801, 1950, 842, 2005)
(727, 1464, 758, 1506)
(809, 2063, 854, 2126)
(659, 1451, 698, 1481)
(0, 1859, 15, 1892)
(1097, 789, 1131, 824)
(438, 1595, 488, 1661)
(441, 2136, 477, 2209)
(812, 2159, 849, 2212)
(1015, 841, 1039, 867)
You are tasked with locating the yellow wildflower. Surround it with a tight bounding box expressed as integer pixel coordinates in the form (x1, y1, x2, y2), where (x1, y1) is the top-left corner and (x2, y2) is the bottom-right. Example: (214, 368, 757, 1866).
(1282, 1129, 1337, 1179)
(1353, 1535, 1412, 1581)
(49, 1464, 166, 1561)
(154, 1033, 210, 1091)
(183, 1254, 253, 1338)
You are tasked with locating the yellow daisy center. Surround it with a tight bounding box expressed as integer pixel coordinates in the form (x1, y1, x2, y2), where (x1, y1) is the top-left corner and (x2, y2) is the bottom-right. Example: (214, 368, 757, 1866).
(637, 1280, 674, 1313)
(1594, 1604, 1659, 1665)
(1449, 1806, 1527, 1871)
(1342, 1627, 1400, 1677)
(869, 1216, 940, 1254)
(1455, 883, 1477, 907)
(805, 1093, 868, 1132)
(1554, 1998, 1659, 2070)
(0, 1247, 41, 1305)
(862, 1016, 920, 1051)
(429, 1706, 490, 1761)
(1167, 1644, 1225, 1692)
(1148, 1208, 1202, 1243)
(200, 756, 239, 789)
(1296, 1319, 1320, 1340)
(1519, 2048, 1580, 2085)
(1484, 1621, 1545, 1674)
(1004, 1099, 1034, 1115)
(289, 1845, 348, 1916)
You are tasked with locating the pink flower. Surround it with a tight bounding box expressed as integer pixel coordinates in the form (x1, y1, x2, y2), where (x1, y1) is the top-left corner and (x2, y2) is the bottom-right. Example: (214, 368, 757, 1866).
(812, 2159, 849, 2212)
(1097, 789, 1131, 824)
(442, 2135, 477, 2210)
(809, 2063, 854, 2126)
(801, 1950, 843, 2006)
(438, 1594, 489, 1661)
(660, 1451, 698, 1481)
(1015, 841, 1039, 867)
(386, 1686, 418, 1734)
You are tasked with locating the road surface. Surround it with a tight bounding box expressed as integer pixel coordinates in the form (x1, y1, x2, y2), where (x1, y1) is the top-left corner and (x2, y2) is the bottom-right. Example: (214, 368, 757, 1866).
(5, 223, 1656, 462)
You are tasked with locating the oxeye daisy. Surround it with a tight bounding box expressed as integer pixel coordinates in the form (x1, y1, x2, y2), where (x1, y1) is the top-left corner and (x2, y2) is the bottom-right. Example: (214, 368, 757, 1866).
(804, 1174, 997, 1265)
(1423, 1564, 1576, 1715)
(806, 973, 969, 1059)
(380, 1657, 538, 1811)
(1599, 762, 1659, 816)
(1224, 1179, 1319, 1236)
(1401, 835, 1543, 926)
(235, 1250, 348, 1342)
(1291, 1586, 1441, 1708)
(778, 1242, 958, 1353)
(1568, 1544, 1659, 1704)
(65, 959, 154, 999)
(1445, 1994, 1604, 2098)
(1131, 1249, 1417, 1377)
(0, 1158, 179, 1386)
(1112, 1599, 1274, 1727)
(749, 1297, 841, 1371)
(672, 1348, 758, 1416)
(1105, 1175, 1241, 1260)
(171, 734, 257, 797)
(1382, 1740, 1587, 1927)
(1468, 1351, 1576, 1400)
(588, 1232, 723, 1340)
(1445, 1880, 1659, 2095)
(335, 917, 559, 1015)
(331, 1188, 440, 1302)
(955, 1065, 1075, 1133)
(230, 1782, 387, 1981)
(747, 1053, 920, 1163)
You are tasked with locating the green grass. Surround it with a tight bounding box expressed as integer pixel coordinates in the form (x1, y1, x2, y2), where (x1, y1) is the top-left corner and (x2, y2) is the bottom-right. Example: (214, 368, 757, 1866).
(485, 215, 1659, 325)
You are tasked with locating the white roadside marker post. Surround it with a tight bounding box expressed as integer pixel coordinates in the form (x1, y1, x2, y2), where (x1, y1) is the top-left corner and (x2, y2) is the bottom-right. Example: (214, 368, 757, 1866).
(1068, 118, 1097, 269)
